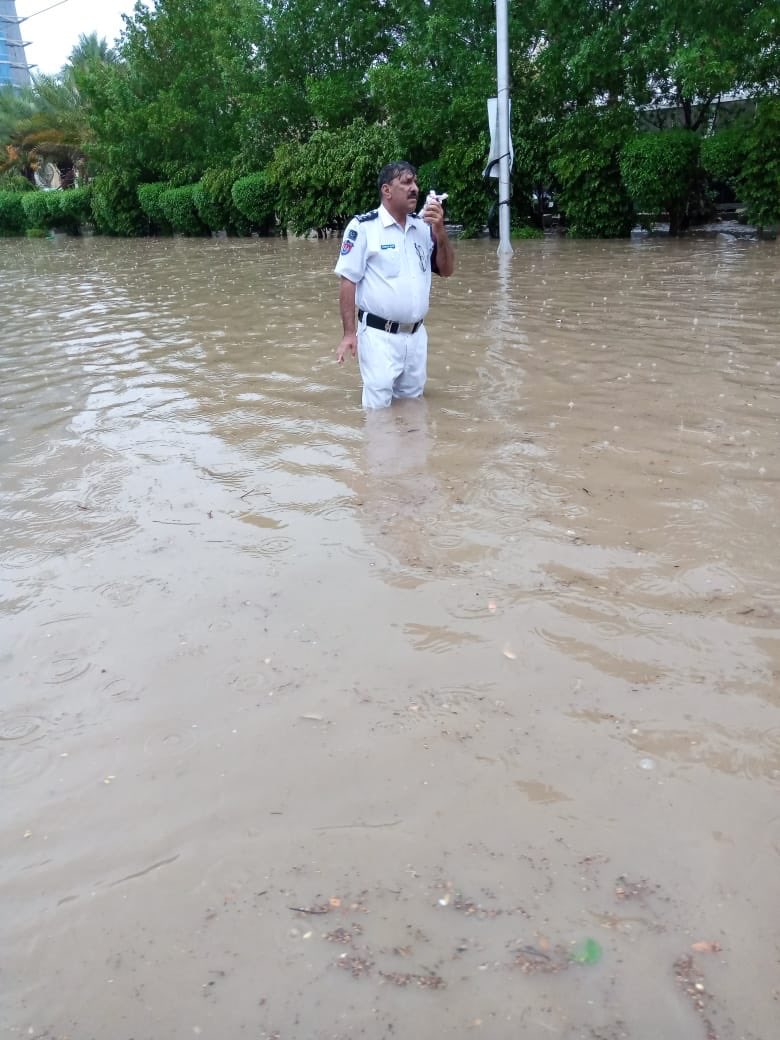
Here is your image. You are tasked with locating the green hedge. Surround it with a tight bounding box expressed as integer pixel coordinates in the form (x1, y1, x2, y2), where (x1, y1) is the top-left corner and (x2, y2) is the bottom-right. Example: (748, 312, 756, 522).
(159, 184, 208, 235)
(231, 171, 277, 232)
(2, 187, 91, 236)
(91, 174, 145, 236)
(57, 187, 93, 232)
(266, 118, 403, 234)
(0, 173, 34, 193)
(193, 168, 251, 234)
(0, 190, 27, 234)
(137, 181, 173, 233)
(21, 190, 60, 231)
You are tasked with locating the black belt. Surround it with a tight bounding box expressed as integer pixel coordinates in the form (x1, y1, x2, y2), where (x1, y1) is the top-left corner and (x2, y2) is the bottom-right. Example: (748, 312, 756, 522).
(358, 309, 423, 335)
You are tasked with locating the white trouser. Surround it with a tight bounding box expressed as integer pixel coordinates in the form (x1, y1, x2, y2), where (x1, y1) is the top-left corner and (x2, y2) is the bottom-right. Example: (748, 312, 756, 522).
(357, 322, 428, 410)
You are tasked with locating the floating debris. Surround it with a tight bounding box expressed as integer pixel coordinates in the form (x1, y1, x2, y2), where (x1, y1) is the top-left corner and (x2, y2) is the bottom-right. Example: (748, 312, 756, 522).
(324, 927, 359, 945)
(512, 943, 567, 974)
(674, 954, 719, 1039)
(288, 904, 330, 915)
(614, 876, 658, 901)
(379, 971, 445, 989)
(336, 954, 373, 978)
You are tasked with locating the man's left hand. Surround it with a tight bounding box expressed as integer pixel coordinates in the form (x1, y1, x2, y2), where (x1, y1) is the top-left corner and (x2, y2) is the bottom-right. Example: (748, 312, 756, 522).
(422, 200, 455, 278)
(422, 199, 445, 234)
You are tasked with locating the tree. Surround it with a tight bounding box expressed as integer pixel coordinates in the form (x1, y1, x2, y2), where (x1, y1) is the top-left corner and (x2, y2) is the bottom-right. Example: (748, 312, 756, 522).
(632, 0, 779, 130)
(0, 75, 88, 182)
(551, 105, 636, 237)
(257, 0, 405, 134)
(9, 0, 775, 239)
(526, 0, 778, 232)
(737, 97, 780, 230)
(370, 0, 496, 157)
(531, 0, 778, 128)
(0, 34, 116, 184)
(369, 0, 527, 232)
(67, 32, 117, 71)
(621, 129, 701, 233)
(79, 0, 261, 184)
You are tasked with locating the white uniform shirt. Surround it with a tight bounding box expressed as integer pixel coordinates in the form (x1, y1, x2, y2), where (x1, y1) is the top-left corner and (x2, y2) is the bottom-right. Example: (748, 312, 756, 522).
(334, 204, 437, 325)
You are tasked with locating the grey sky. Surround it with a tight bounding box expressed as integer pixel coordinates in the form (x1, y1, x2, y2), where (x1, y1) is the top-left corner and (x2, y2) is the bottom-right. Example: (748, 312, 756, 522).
(16, 0, 135, 75)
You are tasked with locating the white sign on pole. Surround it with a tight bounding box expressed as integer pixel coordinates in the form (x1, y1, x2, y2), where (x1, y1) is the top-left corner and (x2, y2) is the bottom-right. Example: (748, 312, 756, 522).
(484, 98, 514, 179)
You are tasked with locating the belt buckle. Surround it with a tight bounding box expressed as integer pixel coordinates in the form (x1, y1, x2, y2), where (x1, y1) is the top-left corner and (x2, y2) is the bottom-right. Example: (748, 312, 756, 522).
(384, 319, 394, 333)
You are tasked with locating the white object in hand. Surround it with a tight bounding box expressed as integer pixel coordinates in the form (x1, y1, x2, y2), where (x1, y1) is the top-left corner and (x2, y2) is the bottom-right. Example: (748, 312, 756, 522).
(418, 190, 448, 216)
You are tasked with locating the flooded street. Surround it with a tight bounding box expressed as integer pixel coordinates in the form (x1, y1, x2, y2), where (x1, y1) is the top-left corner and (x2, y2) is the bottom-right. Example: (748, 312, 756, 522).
(1, 233, 779, 1039)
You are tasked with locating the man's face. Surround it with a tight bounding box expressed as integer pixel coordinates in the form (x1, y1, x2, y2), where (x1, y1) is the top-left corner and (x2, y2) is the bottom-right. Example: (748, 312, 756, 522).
(383, 170, 419, 213)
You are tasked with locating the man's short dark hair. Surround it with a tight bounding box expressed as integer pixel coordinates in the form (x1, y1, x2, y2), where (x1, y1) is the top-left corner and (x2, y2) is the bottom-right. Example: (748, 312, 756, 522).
(377, 161, 417, 194)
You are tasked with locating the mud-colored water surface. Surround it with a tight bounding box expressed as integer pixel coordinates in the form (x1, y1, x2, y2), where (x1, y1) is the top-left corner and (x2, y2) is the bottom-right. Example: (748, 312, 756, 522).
(1, 234, 779, 1039)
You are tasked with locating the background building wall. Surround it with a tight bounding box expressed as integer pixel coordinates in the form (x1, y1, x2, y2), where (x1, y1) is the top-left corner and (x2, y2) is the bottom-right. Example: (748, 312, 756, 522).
(0, 0, 31, 88)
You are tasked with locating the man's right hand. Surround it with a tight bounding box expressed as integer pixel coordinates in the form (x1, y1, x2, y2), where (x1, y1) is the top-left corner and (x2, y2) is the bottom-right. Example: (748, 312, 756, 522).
(336, 332, 357, 364)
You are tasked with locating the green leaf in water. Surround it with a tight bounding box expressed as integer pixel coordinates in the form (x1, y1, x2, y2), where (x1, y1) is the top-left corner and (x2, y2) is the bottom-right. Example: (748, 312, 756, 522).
(571, 938, 603, 965)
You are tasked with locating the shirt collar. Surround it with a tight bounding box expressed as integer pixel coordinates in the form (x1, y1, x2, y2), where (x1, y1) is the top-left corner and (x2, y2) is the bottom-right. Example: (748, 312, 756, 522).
(379, 203, 417, 232)
(378, 204, 396, 228)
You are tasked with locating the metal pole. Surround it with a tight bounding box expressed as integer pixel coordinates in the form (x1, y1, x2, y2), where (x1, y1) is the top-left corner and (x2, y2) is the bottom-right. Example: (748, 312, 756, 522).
(495, 0, 513, 255)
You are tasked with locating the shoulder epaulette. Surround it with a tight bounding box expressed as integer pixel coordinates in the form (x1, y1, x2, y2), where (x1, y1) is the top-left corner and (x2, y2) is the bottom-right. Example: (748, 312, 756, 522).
(357, 210, 379, 223)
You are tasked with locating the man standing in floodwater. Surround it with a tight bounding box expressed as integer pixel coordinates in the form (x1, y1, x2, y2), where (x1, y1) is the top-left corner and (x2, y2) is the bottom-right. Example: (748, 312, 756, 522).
(335, 161, 455, 410)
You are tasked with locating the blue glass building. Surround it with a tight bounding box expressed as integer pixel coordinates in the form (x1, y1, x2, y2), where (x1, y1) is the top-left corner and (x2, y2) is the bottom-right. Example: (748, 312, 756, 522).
(0, 0, 31, 88)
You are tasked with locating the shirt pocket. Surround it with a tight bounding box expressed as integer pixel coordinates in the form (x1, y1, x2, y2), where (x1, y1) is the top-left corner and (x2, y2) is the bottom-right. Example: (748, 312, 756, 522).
(379, 246, 401, 279)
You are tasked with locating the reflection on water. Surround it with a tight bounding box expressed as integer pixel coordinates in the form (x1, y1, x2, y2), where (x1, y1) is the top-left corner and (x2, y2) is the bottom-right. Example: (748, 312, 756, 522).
(1, 235, 779, 1038)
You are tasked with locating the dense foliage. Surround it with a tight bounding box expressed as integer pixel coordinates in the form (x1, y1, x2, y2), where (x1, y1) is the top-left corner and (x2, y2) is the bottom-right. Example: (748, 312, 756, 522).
(0, 173, 33, 192)
(193, 169, 252, 235)
(266, 119, 402, 235)
(91, 172, 145, 236)
(21, 189, 60, 230)
(231, 172, 277, 232)
(0, 190, 27, 233)
(737, 97, 780, 230)
(56, 185, 92, 231)
(621, 129, 702, 234)
(700, 126, 747, 189)
(159, 185, 207, 236)
(0, 1, 777, 238)
(551, 106, 636, 238)
(137, 181, 173, 233)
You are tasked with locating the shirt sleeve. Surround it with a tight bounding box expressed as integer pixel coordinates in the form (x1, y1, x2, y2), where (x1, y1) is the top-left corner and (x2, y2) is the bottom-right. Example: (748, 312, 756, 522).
(334, 219, 366, 282)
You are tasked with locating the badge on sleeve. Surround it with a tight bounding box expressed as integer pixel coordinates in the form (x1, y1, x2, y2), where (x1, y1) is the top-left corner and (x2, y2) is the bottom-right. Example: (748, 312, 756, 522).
(340, 240, 353, 255)
(348, 229, 358, 241)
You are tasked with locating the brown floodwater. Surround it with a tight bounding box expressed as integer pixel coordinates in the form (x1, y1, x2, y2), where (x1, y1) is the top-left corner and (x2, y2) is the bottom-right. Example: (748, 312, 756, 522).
(1, 232, 779, 1040)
